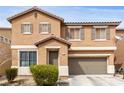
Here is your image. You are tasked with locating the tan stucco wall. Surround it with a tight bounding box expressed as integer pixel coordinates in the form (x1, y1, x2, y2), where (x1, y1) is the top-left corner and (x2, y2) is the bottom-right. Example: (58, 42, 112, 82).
(63, 25, 116, 47)
(0, 28, 11, 40)
(11, 49, 18, 66)
(8, 9, 118, 73)
(11, 11, 61, 45)
(107, 53, 114, 65)
(37, 39, 68, 66)
(115, 30, 124, 67)
(11, 39, 68, 67)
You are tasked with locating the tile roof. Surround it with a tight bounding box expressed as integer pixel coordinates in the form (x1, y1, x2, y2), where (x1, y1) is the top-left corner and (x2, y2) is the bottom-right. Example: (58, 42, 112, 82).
(0, 27, 11, 30)
(7, 7, 122, 26)
(34, 35, 71, 46)
(65, 21, 121, 26)
(7, 6, 64, 23)
(116, 28, 124, 30)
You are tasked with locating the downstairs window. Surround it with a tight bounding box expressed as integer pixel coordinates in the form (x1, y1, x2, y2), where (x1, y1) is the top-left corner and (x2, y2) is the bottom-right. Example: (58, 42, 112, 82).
(20, 51, 37, 67)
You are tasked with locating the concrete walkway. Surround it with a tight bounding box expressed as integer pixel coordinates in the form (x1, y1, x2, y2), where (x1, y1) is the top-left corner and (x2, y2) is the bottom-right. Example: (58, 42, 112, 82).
(69, 75, 124, 86)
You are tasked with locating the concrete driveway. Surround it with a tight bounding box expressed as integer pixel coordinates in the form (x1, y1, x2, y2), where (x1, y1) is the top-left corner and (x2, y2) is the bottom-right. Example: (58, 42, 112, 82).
(69, 75, 124, 86)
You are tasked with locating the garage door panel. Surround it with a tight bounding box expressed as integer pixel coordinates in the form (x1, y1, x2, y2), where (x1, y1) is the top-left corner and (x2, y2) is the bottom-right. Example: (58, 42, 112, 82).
(69, 58, 107, 75)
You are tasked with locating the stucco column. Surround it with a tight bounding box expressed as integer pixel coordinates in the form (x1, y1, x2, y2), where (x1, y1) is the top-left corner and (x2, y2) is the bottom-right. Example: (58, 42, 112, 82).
(38, 46, 47, 65)
(107, 54, 115, 74)
(59, 46, 69, 77)
(11, 49, 18, 68)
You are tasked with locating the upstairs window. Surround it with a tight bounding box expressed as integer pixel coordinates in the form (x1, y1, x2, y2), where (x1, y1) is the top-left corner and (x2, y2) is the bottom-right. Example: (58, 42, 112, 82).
(92, 26, 110, 40)
(39, 22, 51, 34)
(66, 28, 84, 40)
(0, 36, 4, 42)
(95, 28, 106, 39)
(21, 22, 32, 34)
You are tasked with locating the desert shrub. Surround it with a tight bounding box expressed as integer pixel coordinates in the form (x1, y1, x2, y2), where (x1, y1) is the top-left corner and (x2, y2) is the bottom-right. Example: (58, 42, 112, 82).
(30, 65, 58, 86)
(5, 68, 17, 83)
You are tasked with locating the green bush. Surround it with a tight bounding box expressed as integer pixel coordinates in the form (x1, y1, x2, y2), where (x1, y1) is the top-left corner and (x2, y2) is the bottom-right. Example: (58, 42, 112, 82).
(30, 65, 58, 86)
(5, 68, 18, 83)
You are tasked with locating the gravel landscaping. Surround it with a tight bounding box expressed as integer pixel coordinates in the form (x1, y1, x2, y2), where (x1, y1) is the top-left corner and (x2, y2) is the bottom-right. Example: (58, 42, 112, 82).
(1, 75, 124, 86)
(0, 76, 69, 86)
(0, 76, 36, 86)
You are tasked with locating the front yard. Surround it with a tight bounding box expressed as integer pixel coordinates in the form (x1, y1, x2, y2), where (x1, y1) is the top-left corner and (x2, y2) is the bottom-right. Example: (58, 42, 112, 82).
(0, 76, 36, 86)
(0, 76, 69, 86)
(1, 75, 124, 86)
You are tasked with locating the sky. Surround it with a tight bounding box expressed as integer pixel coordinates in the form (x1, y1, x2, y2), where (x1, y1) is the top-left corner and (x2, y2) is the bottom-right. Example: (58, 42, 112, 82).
(1, 6, 124, 28)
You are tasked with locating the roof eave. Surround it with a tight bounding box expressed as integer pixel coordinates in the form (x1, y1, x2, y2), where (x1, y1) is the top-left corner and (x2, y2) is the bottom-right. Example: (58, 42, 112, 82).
(116, 28, 124, 30)
(0, 27, 11, 30)
(34, 36, 71, 46)
(65, 21, 121, 26)
(7, 7, 64, 23)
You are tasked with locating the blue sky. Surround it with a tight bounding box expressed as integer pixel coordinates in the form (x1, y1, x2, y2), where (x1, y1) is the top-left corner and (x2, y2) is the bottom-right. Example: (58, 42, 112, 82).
(1, 6, 124, 28)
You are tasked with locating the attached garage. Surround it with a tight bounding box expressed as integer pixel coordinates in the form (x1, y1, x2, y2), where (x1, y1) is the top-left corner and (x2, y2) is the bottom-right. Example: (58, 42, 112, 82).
(69, 57, 107, 75)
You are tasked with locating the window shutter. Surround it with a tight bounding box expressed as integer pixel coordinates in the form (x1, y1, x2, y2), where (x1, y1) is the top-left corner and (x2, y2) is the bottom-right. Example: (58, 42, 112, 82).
(80, 28, 84, 40)
(91, 28, 96, 40)
(30, 24, 33, 33)
(106, 27, 110, 40)
(48, 24, 51, 33)
(21, 24, 24, 33)
(65, 28, 69, 40)
(39, 24, 41, 33)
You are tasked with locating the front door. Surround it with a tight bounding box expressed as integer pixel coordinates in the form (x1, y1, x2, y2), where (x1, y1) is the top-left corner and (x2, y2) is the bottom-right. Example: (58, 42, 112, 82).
(49, 51, 58, 66)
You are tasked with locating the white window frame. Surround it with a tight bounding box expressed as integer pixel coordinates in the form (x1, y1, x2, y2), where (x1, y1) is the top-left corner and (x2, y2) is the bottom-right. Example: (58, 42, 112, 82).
(94, 26, 107, 41)
(21, 22, 32, 34)
(40, 22, 50, 34)
(19, 50, 38, 67)
(68, 28, 82, 41)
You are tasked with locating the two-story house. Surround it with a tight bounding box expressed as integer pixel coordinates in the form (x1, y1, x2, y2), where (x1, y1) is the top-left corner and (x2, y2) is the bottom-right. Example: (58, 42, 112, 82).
(1, 7, 121, 79)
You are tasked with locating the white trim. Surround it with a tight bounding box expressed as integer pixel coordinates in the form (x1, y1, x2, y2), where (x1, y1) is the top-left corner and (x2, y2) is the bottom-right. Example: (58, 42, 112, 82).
(40, 22, 49, 24)
(69, 47, 117, 51)
(18, 67, 32, 75)
(94, 27, 107, 40)
(69, 54, 111, 57)
(23, 32, 32, 35)
(69, 39, 81, 41)
(22, 22, 31, 24)
(59, 66, 69, 76)
(11, 66, 18, 68)
(11, 45, 37, 49)
(115, 35, 123, 40)
(19, 48, 37, 51)
(93, 26, 108, 28)
(17, 49, 38, 75)
(67, 26, 82, 28)
(93, 39, 107, 41)
(18, 49, 38, 67)
(45, 46, 61, 49)
(40, 32, 49, 34)
(107, 65, 115, 74)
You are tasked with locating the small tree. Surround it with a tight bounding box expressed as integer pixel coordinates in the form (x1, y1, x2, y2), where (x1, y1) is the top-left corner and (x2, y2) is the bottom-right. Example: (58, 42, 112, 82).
(5, 68, 17, 83)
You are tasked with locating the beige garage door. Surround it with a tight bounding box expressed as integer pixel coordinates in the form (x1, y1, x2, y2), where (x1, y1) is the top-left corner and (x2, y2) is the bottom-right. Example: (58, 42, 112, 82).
(69, 57, 107, 75)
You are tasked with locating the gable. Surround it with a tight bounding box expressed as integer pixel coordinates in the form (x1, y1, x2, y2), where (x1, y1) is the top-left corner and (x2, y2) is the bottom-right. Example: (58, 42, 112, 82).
(7, 7, 64, 23)
(34, 35, 71, 47)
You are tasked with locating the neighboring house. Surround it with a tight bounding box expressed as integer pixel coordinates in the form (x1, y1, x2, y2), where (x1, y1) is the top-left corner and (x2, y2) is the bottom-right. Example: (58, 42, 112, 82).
(0, 28, 11, 45)
(115, 28, 124, 70)
(0, 28, 11, 75)
(0, 7, 123, 79)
